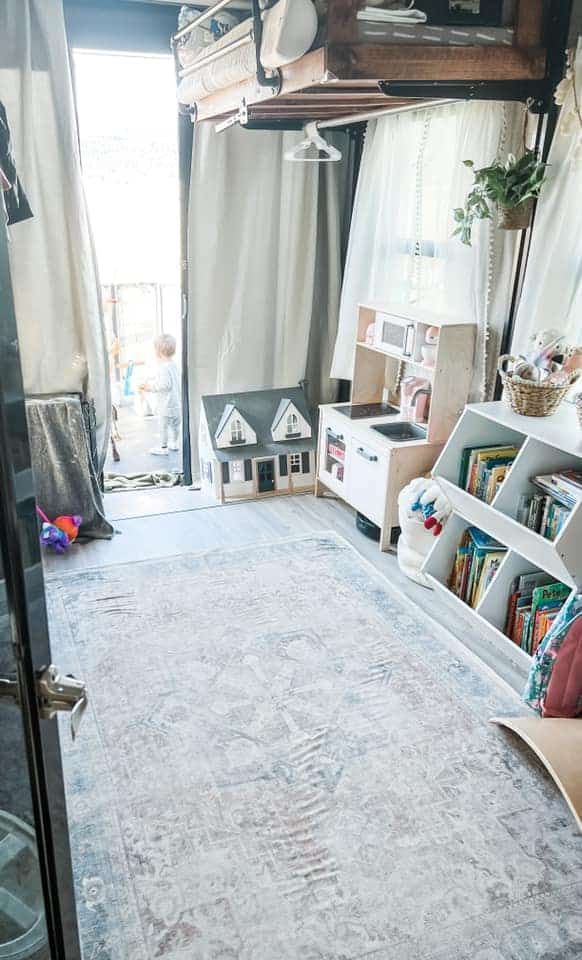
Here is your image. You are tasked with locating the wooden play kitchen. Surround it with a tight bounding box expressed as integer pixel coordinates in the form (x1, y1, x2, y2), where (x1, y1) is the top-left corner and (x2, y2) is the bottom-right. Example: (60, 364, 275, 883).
(315, 302, 475, 550)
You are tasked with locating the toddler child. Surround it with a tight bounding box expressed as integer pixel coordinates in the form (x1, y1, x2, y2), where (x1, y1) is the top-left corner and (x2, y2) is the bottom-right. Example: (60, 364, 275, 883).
(139, 334, 181, 456)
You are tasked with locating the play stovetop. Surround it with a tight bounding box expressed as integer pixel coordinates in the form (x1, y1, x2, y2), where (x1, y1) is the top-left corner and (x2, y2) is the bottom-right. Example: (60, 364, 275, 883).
(333, 402, 399, 420)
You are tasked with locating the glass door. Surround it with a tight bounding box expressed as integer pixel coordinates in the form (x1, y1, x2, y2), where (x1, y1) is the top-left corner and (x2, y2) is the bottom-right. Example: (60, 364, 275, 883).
(0, 212, 82, 958)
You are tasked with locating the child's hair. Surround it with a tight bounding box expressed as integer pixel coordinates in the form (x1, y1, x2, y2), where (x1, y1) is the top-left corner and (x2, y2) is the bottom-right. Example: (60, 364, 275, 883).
(154, 333, 176, 358)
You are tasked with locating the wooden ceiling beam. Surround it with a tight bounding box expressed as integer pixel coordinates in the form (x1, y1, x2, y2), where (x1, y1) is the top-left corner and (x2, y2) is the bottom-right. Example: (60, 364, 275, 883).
(326, 43, 547, 83)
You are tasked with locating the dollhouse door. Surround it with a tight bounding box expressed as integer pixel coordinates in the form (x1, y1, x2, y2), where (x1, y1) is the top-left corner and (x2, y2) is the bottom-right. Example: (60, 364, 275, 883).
(257, 458, 276, 493)
(0, 223, 83, 957)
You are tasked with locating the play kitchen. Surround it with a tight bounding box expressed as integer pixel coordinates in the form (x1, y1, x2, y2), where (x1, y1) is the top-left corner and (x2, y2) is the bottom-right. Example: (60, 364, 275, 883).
(315, 303, 476, 550)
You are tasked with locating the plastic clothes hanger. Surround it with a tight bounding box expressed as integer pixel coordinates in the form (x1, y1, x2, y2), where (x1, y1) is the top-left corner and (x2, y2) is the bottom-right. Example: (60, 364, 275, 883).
(285, 122, 342, 162)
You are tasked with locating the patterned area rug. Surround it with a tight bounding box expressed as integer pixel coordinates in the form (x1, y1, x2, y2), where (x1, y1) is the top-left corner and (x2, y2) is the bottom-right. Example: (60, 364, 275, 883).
(47, 534, 582, 960)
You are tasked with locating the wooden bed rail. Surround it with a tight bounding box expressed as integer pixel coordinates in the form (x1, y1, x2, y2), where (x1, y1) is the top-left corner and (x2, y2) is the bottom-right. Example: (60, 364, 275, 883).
(182, 0, 550, 125)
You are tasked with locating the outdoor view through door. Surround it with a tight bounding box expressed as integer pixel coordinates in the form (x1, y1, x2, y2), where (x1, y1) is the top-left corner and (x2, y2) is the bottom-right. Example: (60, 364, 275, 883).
(74, 51, 182, 482)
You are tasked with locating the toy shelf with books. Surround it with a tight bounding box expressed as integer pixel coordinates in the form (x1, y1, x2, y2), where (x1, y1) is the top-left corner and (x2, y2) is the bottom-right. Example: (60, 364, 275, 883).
(431, 402, 582, 590)
(423, 400, 582, 678)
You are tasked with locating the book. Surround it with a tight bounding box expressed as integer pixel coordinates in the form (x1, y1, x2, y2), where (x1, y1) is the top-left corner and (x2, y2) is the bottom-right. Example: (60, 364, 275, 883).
(473, 552, 503, 607)
(449, 527, 507, 610)
(513, 602, 532, 647)
(459, 445, 518, 498)
(523, 581, 570, 654)
(504, 571, 552, 639)
(531, 472, 582, 509)
(515, 490, 571, 541)
(485, 464, 508, 505)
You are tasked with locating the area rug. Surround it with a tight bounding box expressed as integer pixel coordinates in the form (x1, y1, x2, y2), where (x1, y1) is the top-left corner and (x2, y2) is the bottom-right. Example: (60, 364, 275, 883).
(47, 534, 582, 960)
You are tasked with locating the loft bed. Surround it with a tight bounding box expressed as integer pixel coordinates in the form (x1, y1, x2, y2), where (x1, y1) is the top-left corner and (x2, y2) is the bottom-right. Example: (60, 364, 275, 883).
(173, 0, 549, 125)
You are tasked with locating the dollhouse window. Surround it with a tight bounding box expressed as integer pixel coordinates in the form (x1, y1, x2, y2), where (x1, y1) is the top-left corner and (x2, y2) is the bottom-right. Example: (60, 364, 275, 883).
(230, 418, 244, 443)
(231, 460, 243, 480)
(290, 453, 301, 473)
(286, 412, 299, 436)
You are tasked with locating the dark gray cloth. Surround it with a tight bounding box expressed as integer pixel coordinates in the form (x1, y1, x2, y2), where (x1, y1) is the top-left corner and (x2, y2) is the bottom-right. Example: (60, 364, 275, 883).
(0, 101, 33, 226)
(25, 395, 113, 539)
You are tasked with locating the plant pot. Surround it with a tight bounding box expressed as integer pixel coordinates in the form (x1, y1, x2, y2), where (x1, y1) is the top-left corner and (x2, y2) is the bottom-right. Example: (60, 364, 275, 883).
(498, 198, 534, 231)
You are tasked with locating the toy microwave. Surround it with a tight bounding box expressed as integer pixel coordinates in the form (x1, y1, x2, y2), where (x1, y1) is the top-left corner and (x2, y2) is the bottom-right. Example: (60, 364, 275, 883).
(373, 310, 415, 358)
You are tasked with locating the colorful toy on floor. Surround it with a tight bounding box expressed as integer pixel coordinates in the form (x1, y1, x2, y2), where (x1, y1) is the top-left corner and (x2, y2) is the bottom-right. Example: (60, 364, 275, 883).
(36, 507, 82, 554)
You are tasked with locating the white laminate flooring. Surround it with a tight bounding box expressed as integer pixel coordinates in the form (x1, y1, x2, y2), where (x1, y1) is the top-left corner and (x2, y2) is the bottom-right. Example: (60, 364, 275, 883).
(44, 491, 526, 693)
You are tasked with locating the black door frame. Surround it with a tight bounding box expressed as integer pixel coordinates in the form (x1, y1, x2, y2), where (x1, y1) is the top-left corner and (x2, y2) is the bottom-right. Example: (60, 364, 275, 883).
(65, 0, 194, 483)
(0, 219, 82, 958)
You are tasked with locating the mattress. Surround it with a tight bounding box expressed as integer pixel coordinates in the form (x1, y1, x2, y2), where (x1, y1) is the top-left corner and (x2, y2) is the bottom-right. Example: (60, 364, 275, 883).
(357, 16, 514, 45)
(177, 0, 318, 106)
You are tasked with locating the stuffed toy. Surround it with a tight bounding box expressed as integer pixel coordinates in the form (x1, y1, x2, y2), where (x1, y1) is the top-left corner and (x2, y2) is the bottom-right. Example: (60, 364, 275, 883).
(36, 507, 82, 554)
(527, 328, 569, 367)
(410, 480, 451, 536)
(397, 477, 451, 586)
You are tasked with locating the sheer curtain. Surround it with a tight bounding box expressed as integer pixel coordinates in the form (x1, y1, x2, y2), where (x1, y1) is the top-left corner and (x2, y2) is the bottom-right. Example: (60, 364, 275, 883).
(187, 122, 352, 478)
(512, 39, 582, 354)
(0, 0, 109, 464)
(332, 100, 524, 399)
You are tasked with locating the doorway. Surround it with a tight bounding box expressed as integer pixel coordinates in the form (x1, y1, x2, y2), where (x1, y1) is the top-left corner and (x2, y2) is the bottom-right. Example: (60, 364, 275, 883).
(73, 50, 183, 482)
(257, 458, 276, 494)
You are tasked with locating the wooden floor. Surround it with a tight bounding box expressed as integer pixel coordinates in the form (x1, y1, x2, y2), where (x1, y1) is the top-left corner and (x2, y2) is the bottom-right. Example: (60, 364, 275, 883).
(44, 488, 526, 693)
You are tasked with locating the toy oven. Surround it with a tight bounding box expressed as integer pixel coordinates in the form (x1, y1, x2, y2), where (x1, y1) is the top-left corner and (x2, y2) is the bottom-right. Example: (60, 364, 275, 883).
(373, 311, 415, 358)
(325, 427, 345, 482)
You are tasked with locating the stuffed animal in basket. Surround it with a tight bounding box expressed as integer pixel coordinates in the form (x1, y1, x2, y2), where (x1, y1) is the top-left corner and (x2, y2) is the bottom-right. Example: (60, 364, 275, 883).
(397, 477, 451, 586)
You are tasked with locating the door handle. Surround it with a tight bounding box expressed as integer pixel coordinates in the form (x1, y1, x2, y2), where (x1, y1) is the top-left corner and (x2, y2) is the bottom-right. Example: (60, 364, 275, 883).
(356, 447, 378, 462)
(0, 665, 88, 740)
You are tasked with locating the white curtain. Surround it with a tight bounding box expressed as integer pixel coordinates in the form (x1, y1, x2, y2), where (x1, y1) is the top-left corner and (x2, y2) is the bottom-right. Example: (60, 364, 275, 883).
(187, 122, 351, 478)
(332, 100, 524, 400)
(512, 38, 582, 354)
(0, 0, 109, 464)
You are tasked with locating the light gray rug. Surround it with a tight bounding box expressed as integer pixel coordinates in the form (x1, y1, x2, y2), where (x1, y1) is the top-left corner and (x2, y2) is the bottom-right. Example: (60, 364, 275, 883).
(47, 534, 582, 960)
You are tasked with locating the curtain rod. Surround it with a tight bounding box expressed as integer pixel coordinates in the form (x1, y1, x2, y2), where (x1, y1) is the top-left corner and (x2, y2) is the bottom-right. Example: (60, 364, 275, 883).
(316, 98, 459, 131)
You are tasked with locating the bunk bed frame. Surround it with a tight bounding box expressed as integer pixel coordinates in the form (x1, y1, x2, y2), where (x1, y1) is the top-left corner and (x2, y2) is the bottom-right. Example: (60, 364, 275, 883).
(173, 0, 558, 125)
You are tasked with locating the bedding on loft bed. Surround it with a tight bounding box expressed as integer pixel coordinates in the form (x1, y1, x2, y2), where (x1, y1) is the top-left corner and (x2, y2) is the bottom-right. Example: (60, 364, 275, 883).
(176, 0, 518, 110)
(176, 0, 318, 104)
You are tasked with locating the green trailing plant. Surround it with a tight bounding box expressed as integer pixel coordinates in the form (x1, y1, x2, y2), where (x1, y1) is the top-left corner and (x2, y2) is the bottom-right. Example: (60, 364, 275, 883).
(453, 151, 548, 246)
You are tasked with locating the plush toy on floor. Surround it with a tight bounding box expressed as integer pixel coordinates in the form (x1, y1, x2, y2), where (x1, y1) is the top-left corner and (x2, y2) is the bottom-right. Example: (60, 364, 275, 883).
(36, 507, 82, 554)
(397, 477, 451, 586)
(410, 481, 451, 536)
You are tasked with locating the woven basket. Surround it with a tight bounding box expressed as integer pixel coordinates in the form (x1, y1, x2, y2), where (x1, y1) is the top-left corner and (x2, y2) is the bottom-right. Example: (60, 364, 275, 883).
(498, 198, 534, 231)
(498, 355, 580, 418)
(576, 394, 582, 429)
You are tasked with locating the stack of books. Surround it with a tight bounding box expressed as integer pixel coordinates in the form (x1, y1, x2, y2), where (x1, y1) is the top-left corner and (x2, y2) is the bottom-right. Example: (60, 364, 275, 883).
(504, 573, 570, 654)
(459, 444, 518, 504)
(449, 527, 507, 609)
(516, 470, 582, 540)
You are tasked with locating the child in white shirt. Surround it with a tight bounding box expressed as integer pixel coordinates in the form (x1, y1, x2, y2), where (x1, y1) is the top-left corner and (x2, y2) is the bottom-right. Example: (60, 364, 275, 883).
(139, 334, 181, 456)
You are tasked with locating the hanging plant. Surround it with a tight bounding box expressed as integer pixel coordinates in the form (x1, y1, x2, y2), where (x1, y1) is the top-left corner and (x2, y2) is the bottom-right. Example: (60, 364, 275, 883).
(452, 150, 548, 246)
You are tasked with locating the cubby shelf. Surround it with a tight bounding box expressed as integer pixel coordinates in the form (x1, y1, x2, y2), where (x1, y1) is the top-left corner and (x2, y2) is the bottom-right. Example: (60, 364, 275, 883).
(428, 401, 582, 833)
(423, 401, 582, 679)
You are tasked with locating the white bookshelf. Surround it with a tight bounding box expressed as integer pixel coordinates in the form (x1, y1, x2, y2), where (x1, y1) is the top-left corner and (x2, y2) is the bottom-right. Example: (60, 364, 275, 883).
(425, 400, 582, 832)
(423, 401, 582, 678)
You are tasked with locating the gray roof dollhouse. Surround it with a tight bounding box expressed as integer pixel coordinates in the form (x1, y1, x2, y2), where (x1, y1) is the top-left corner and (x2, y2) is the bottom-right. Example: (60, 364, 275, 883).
(199, 386, 316, 501)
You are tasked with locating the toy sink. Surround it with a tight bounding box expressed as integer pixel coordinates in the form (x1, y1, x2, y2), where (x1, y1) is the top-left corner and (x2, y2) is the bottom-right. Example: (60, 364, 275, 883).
(372, 422, 427, 442)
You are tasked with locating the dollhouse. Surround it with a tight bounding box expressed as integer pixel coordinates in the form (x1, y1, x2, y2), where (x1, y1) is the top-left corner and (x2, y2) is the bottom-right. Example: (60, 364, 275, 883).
(199, 386, 316, 501)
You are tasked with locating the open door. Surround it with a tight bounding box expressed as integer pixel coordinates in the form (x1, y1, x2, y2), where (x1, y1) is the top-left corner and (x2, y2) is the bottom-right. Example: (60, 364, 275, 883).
(0, 213, 83, 957)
